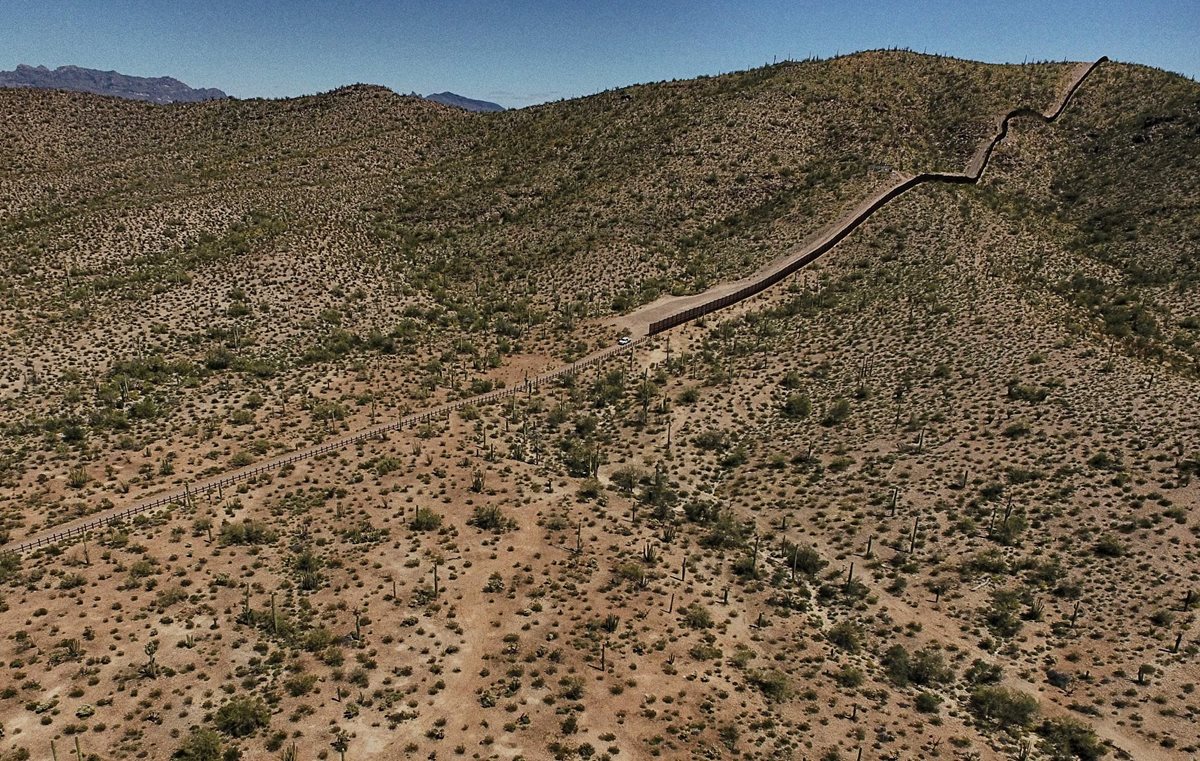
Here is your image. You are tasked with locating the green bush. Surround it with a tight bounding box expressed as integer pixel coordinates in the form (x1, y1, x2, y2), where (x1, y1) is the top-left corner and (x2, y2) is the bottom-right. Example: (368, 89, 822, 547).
(681, 603, 713, 629)
(827, 621, 863, 653)
(692, 429, 730, 451)
(748, 669, 791, 701)
(914, 691, 942, 713)
(783, 542, 827, 576)
(820, 398, 852, 426)
(1093, 535, 1126, 557)
(172, 727, 224, 760)
(469, 505, 516, 533)
(219, 519, 278, 546)
(883, 644, 913, 686)
(908, 646, 954, 686)
(965, 658, 1004, 686)
(558, 676, 585, 700)
(213, 695, 270, 737)
(833, 665, 864, 688)
(411, 507, 443, 532)
(1036, 717, 1106, 760)
(782, 392, 812, 418)
(0, 553, 21, 583)
(968, 686, 1038, 732)
(284, 673, 317, 697)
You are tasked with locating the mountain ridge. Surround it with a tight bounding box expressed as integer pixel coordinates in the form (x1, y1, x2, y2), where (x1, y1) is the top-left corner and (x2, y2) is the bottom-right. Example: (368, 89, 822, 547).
(0, 63, 227, 103)
(424, 90, 505, 112)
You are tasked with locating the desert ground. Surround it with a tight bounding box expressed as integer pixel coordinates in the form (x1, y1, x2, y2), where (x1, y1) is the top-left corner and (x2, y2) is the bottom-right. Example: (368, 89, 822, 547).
(1, 51, 1198, 761)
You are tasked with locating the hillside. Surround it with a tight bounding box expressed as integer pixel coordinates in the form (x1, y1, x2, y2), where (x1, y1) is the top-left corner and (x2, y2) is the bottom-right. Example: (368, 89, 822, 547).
(0, 51, 1198, 761)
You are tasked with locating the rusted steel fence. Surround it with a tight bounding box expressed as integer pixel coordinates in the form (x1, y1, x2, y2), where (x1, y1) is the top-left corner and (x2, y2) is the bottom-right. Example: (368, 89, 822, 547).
(7, 57, 1107, 556)
(4, 336, 650, 555)
(648, 57, 1106, 336)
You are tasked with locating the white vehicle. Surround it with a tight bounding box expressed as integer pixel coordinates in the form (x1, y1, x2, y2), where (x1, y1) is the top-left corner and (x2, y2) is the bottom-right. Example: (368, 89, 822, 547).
(617, 336, 632, 346)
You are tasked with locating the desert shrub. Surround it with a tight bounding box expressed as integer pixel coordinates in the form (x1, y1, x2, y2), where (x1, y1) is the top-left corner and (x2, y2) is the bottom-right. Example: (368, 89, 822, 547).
(965, 659, 1004, 686)
(640, 469, 677, 512)
(683, 500, 718, 524)
(228, 409, 254, 426)
(732, 553, 760, 579)
(214, 695, 270, 737)
(59, 573, 86, 590)
(302, 627, 334, 652)
(991, 511, 1028, 546)
(883, 644, 913, 685)
(469, 505, 516, 533)
(827, 621, 863, 652)
(0, 553, 20, 583)
(782, 392, 812, 418)
(985, 588, 1025, 638)
(700, 511, 747, 549)
(1003, 421, 1031, 438)
(1036, 717, 1106, 760)
(964, 548, 1009, 575)
(915, 692, 942, 713)
(1087, 450, 1123, 471)
(577, 478, 602, 499)
(833, 665, 865, 688)
(204, 348, 234, 371)
(558, 676, 585, 700)
(969, 686, 1038, 732)
(561, 440, 602, 477)
(172, 727, 224, 760)
(615, 562, 647, 587)
(219, 520, 277, 546)
(782, 542, 827, 576)
(544, 513, 570, 531)
(748, 669, 791, 701)
(292, 548, 322, 590)
(1093, 535, 1126, 557)
(719, 445, 748, 468)
(1007, 381, 1049, 403)
(907, 647, 954, 686)
(228, 450, 254, 466)
(67, 467, 90, 488)
(821, 398, 852, 426)
(373, 457, 401, 475)
(690, 641, 722, 661)
(155, 586, 188, 609)
(284, 673, 317, 697)
(610, 466, 642, 493)
(411, 507, 443, 531)
(127, 558, 157, 579)
(590, 369, 626, 408)
(681, 603, 713, 629)
(693, 429, 730, 451)
(718, 724, 739, 751)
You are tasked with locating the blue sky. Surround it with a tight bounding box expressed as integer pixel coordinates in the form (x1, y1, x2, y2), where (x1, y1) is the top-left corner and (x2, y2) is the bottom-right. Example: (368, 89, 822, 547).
(1, 1, 1195, 107)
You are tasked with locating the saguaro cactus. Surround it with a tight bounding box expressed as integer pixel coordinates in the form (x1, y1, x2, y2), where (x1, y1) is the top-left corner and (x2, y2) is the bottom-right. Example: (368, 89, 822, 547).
(144, 639, 159, 678)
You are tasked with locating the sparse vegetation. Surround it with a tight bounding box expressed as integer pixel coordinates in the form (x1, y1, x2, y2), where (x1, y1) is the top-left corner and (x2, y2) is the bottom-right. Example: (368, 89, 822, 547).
(0, 52, 1192, 761)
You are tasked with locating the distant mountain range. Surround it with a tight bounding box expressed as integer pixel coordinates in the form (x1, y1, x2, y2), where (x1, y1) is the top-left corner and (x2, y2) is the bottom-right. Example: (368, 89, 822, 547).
(1, 63, 505, 110)
(424, 91, 504, 112)
(0, 64, 227, 103)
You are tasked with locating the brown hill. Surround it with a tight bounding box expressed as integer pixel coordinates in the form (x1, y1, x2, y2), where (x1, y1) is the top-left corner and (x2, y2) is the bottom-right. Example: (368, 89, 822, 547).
(0, 52, 1198, 761)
